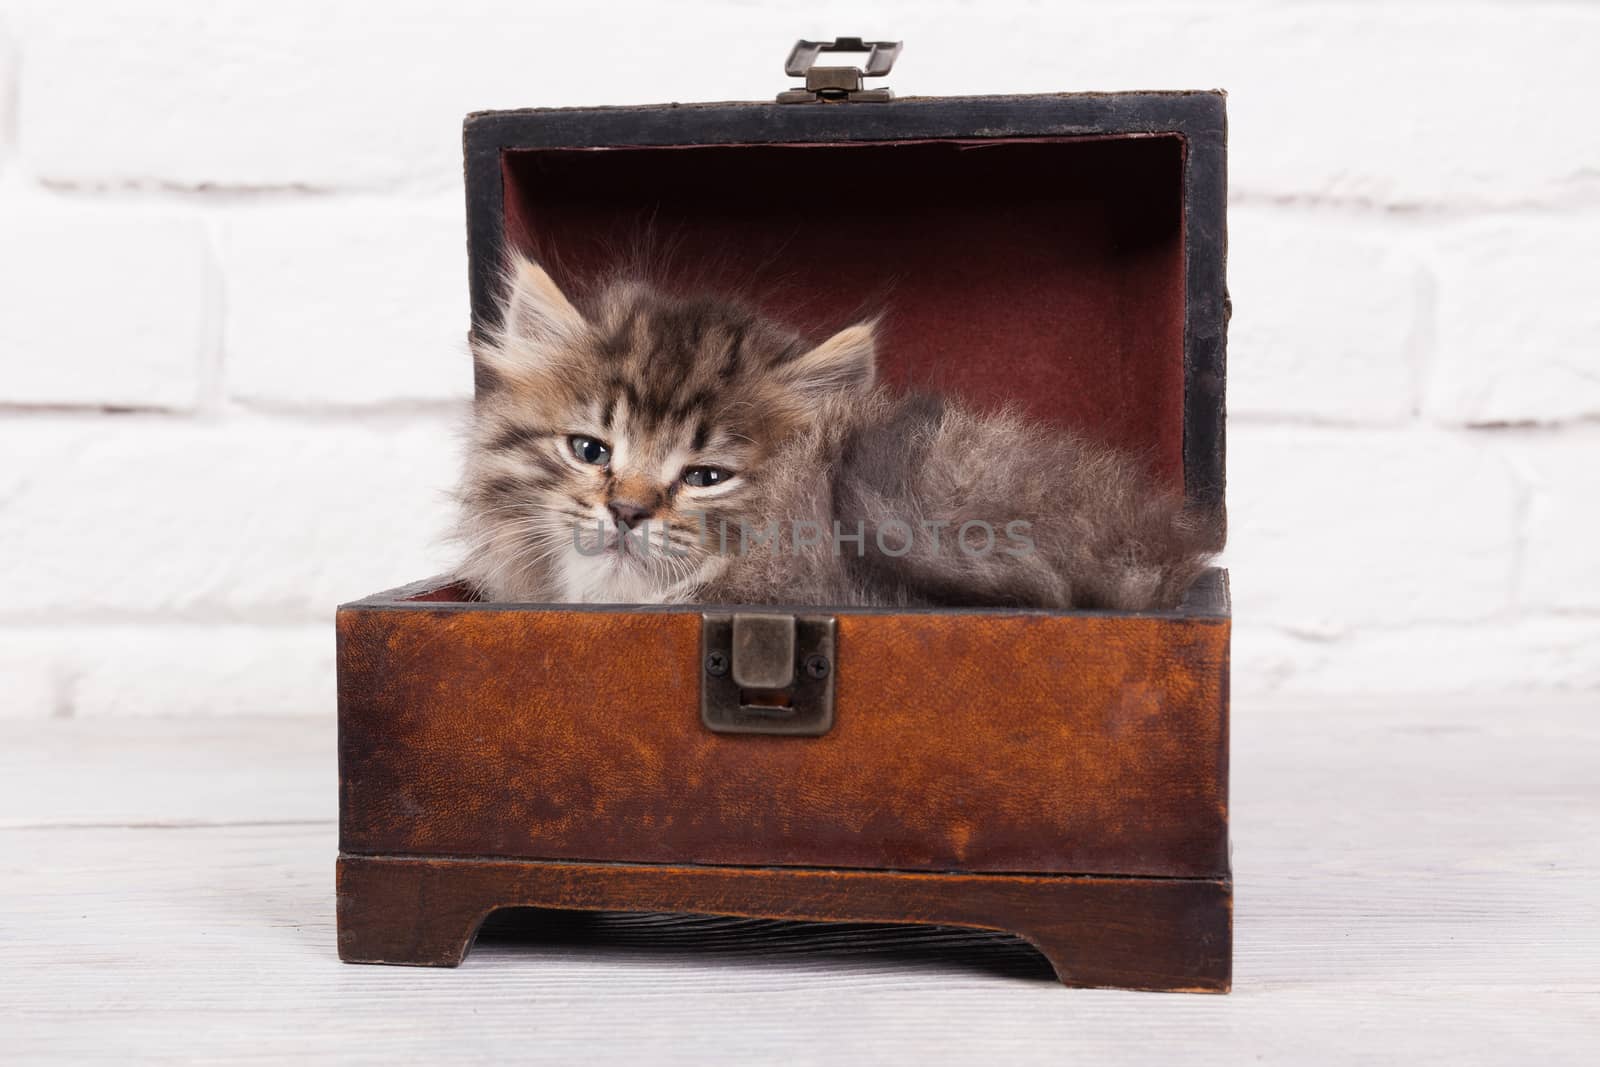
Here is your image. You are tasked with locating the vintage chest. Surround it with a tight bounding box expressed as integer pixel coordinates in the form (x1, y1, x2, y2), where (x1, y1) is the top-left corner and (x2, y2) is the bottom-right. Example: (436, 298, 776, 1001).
(336, 44, 1230, 992)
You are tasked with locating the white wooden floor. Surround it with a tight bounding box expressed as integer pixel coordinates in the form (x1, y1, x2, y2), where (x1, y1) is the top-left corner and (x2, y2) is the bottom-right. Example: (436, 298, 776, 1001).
(2, 697, 1596, 1064)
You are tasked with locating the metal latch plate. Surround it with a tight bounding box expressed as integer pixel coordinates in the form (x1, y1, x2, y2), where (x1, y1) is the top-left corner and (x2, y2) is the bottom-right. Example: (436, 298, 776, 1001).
(777, 37, 901, 104)
(701, 613, 836, 736)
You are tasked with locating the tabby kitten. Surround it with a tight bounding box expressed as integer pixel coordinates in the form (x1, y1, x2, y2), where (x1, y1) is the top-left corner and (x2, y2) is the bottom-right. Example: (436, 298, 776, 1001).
(454, 256, 1219, 610)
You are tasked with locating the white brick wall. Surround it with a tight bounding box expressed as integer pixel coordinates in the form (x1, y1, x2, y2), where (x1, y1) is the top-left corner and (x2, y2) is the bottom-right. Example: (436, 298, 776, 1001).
(1506, 431, 1600, 614)
(1228, 209, 1427, 424)
(0, 206, 214, 409)
(0, 416, 460, 617)
(1, 0, 1597, 717)
(1228, 426, 1521, 635)
(1427, 218, 1600, 425)
(219, 201, 471, 406)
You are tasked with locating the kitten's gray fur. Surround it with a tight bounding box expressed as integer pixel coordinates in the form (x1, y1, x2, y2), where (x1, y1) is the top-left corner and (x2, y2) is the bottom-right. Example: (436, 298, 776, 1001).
(454, 257, 1220, 610)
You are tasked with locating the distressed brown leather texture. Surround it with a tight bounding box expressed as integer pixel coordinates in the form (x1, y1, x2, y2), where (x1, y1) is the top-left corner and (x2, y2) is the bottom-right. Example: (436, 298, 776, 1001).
(338, 600, 1229, 879)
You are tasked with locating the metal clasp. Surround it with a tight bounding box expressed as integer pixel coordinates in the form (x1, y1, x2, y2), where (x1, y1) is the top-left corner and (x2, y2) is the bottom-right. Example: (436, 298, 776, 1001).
(777, 37, 901, 104)
(701, 612, 836, 735)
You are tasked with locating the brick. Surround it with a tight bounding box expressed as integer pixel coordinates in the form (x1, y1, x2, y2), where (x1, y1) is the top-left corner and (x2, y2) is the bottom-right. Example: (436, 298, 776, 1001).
(1233, 618, 1600, 698)
(0, 415, 462, 619)
(0, 206, 212, 409)
(0, 633, 63, 718)
(0, 18, 13, 176)
(0, 624, 332, 717)
(1229, 208, 1424, 423)
(1225, 426, 1518, 635)
(1214, 8, 1600, 207)
(1424, 219, 1600, 425)
(1502, 433, 1600, 612)
(219, 201, 472, 405)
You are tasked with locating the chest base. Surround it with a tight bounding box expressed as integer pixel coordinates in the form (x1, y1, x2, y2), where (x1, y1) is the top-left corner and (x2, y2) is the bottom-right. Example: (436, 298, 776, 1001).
(336, 854, 1232, 992)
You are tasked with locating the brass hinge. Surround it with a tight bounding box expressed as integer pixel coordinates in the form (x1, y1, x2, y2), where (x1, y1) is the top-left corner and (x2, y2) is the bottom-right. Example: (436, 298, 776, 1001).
(777, 37, 901, 104)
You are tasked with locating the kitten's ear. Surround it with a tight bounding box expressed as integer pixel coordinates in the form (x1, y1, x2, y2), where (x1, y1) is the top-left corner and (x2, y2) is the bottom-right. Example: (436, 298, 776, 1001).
(501, 256, 586, 342)
(782, 320, 878, 398)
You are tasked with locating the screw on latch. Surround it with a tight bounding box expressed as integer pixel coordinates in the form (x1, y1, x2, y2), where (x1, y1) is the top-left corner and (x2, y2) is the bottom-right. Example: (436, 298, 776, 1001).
(705, 651, 729, 676)
(803, 654, 831, 679)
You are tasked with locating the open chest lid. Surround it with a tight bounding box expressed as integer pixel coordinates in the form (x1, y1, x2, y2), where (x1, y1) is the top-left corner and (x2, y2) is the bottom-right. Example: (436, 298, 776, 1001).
(462, 86, 1227, 512)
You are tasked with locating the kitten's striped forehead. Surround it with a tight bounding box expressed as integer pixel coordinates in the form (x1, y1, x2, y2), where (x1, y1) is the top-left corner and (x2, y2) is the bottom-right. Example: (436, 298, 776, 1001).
(590, 287, 805, 433)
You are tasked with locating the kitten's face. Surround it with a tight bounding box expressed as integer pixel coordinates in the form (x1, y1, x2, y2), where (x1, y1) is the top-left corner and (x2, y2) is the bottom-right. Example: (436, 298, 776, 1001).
(457, 258, 876, 603)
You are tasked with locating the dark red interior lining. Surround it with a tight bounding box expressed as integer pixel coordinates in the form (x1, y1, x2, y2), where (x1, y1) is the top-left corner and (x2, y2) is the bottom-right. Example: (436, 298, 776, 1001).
(500, 134, 1186, 486)
(404, 583, 475, 602)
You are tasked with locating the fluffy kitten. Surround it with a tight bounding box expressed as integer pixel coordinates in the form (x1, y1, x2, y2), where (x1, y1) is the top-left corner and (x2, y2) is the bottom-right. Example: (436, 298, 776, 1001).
(454, 257, 1219, 610)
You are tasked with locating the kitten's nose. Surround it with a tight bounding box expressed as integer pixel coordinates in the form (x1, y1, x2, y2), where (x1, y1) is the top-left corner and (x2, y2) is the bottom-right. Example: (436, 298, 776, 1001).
(607, 500, 654, 530)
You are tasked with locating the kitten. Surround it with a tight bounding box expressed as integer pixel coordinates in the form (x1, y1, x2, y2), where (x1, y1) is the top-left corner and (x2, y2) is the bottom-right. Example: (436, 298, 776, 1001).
(454, 256, 1220, 611)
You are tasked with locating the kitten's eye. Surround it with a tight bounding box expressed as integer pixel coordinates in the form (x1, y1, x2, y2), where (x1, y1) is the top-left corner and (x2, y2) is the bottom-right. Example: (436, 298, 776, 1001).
(682, 466, 733, 488)
(568, 435, 611, 466)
